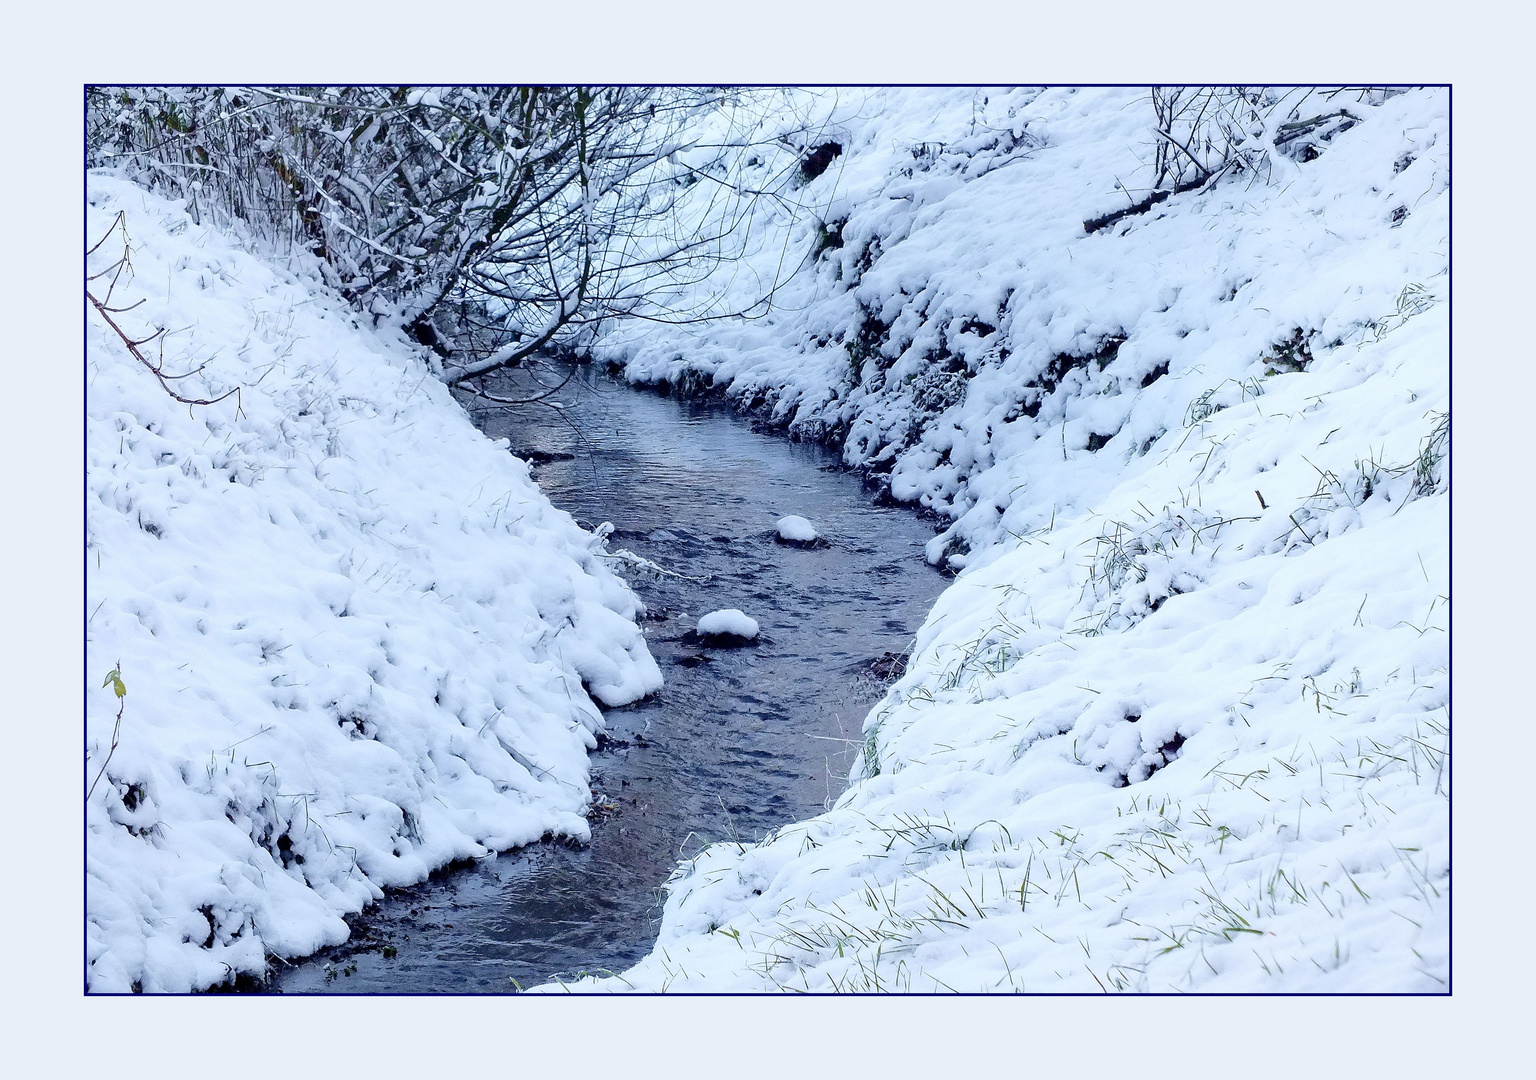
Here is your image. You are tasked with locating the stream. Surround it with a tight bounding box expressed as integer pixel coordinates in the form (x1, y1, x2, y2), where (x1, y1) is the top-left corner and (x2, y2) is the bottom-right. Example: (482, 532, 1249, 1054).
(270, 361, 946, 993)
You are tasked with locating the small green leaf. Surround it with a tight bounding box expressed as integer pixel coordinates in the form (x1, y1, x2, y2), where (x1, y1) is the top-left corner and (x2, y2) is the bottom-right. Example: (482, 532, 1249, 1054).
(103, 668, 126, 698)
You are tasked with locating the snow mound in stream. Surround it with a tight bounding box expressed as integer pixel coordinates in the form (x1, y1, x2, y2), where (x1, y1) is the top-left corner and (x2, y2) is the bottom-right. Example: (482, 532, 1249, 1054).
(85, 174, 661, 992)
(695, 609, 760, 640)
(775, 515, 819, 543)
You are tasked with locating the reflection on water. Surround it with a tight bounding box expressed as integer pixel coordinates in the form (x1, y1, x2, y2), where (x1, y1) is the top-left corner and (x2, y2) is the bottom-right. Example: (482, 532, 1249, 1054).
(272, 362, 945, 992)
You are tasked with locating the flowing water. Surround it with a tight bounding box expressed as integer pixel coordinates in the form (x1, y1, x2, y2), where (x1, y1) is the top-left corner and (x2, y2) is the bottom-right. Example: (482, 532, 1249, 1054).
(271, 362, 946, 993)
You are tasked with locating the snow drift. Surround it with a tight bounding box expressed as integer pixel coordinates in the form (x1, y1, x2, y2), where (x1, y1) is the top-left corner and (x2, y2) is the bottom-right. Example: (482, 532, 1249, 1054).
(564, 87, 1449, 992)
(85, 175, 661, 992)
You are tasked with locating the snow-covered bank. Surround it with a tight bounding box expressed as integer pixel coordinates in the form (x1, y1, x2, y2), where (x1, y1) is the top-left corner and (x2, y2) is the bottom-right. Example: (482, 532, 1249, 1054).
(85, 175, 661, 992)
(566, 87, 1449, 991)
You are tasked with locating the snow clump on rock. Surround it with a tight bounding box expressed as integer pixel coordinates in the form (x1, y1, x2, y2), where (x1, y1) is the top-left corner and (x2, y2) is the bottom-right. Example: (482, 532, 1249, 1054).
(775, 515, 819, 543)
(695, 609, 760, 641)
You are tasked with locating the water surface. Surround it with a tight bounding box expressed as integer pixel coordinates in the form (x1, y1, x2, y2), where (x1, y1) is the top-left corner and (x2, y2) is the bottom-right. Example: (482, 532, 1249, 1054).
(272, 362, 945, 992)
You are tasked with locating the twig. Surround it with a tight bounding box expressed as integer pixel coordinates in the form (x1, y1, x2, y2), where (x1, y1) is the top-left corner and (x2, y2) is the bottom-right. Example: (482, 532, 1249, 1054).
(87, 289, 241, 408)
(88, 664, 126, 801)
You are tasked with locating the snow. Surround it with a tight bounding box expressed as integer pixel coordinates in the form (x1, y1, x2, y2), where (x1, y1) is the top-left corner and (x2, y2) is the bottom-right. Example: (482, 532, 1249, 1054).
(85, 174, 661, 992)
(775, 515, 819, 542)
(81, 86, 1451, 996)
(695, 609, 760, 640)
(552, 87, 1449, 992)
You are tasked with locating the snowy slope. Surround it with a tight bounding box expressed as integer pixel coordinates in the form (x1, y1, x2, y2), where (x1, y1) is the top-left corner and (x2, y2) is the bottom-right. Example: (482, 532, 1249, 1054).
(563, 87, 1449, 992)
(85, 175, 661, 992)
